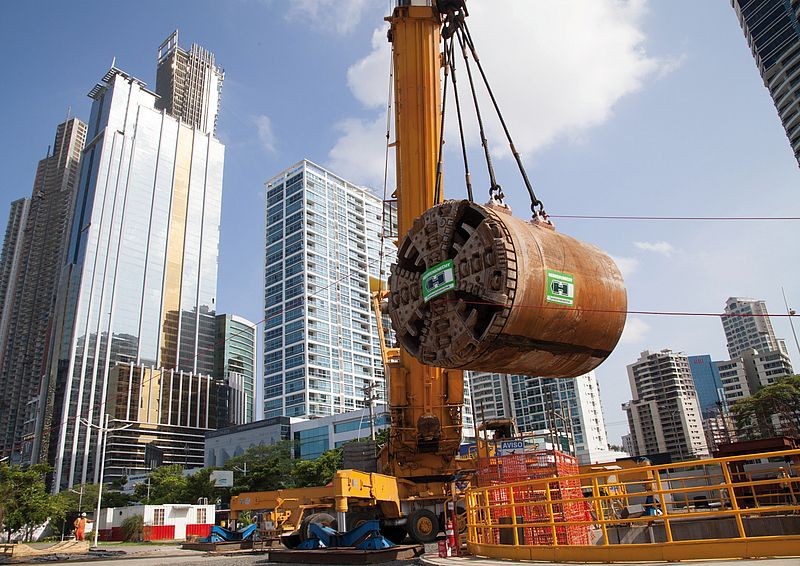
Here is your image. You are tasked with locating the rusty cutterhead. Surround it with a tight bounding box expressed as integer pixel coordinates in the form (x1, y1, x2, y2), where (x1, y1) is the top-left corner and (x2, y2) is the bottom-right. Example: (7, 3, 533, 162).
(388, 200, 627, 377)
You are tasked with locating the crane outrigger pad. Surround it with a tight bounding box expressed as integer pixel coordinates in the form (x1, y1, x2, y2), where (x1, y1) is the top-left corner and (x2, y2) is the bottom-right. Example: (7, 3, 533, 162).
(389, 200, 627, 377)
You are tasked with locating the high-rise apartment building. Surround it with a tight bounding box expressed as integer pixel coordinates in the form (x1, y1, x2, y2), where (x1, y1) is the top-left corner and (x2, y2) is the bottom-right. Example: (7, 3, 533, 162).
(721, 297, 785, 358)
(623, 350, 709, 461)
(0, 119, 87, 464)
(468, 371, 512, 423)
(263, 160, 396, 419)
(39, 64, 224, 490)
(155, 30, 224, 136)
(215, 314, 257, 425)
(731, 0, 800, 166)
(621, 433, 635, 457)
(513, 372, 611, 464)
(715, 358, 750, 406)
(468, 371, 611, 464)
(741, 347, 794, 390)
(0, 198, 29, 371)
(687, 355, 724, 417)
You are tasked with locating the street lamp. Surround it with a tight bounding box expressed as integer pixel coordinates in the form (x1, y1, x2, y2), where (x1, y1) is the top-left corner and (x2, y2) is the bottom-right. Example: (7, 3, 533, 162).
(68, 486, 85, 512)
(80, 414, 132, 548)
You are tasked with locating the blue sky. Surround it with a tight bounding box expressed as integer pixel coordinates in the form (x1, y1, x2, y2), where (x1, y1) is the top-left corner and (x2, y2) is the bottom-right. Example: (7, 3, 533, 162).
(1, 1, 798, 443)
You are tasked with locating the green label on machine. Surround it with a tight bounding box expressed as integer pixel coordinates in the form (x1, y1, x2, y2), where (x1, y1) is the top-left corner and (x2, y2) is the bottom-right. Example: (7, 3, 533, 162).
(421, 260, 456, 302)
(546, 269, 575, 306)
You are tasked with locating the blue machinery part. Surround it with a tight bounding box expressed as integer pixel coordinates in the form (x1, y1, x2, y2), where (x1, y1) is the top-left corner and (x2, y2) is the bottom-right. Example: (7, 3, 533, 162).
(201, 523, 258, 543)
(296, 520, 395, 551)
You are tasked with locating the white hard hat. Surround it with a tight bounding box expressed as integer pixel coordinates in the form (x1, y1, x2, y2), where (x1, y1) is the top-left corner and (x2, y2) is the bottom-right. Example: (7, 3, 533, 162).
(81, 512, 87, 517)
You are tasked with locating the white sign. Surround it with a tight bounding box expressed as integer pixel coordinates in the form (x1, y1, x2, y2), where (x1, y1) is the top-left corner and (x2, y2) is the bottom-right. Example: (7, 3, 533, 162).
(498, 440, 524, 455)
(211, 470, 234, 487)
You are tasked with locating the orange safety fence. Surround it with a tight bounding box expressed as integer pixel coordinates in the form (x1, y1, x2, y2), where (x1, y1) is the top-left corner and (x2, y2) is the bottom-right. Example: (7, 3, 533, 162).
(465, 448, 800, 561)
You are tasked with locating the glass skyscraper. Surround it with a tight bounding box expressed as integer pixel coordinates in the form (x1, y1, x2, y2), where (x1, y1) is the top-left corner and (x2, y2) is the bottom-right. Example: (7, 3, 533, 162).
(215, 314, 257, 425)
(687, 355, 724, 417)
(731, 0, 800, 165)
(263, 160, 396, 419)
(40, 66, 224, 490)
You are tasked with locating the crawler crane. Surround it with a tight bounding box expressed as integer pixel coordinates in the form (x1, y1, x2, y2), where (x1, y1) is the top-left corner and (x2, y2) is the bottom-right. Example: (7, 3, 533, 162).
(231, 0, 626, 546)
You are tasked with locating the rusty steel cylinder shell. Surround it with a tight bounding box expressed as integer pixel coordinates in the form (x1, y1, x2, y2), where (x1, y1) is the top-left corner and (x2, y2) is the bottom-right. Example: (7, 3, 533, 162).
(388, 200, 627, 377)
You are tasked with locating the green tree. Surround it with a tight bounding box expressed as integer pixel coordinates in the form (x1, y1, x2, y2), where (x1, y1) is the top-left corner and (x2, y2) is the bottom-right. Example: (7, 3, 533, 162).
(372, 428, 390, 448)
(183, 468, 218, 504)
(732, 375, 800, 439)
(103, 490, 135, 508)
(224, 442, 296, 494)
(133, 465, 188, 504)
(121, 515, 143, 542)
(53, 484, 99, 515)
(52, 483, 134, 524)
(293, 448, 342, 487)
(0, 463, 56, 542)
(130, 466, 220, 505)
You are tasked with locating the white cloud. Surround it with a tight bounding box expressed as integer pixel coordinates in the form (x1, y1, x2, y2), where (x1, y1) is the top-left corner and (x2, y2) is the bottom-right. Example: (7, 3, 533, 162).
(634, 241, 676, 257)
(611, 255, 639, 279)
(254, 114, 276, 154)
(328, 116, 394, 190)
(347, 25, 391, 108)
(620, 316, 649, 345)
(332, 0, 672, 185)
(286, 0, 370, 36)
(461, 0, 667, 157)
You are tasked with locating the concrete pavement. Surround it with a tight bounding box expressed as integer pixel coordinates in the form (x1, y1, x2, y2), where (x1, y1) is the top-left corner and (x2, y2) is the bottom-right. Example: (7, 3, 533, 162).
(422, 555, 800, 566)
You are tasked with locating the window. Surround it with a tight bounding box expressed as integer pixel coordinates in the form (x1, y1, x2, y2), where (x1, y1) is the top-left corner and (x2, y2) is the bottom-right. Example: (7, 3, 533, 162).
(153, 508, 165, 526)
(196, 508, 207, 524)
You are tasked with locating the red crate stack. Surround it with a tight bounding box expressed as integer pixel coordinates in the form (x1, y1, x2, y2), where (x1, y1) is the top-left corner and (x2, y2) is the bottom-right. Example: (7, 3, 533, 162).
(475, 450, 590, 546)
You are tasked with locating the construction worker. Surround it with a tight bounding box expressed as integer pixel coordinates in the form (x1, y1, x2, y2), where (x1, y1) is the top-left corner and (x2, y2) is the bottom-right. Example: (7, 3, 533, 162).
(74, 512, 87, 541)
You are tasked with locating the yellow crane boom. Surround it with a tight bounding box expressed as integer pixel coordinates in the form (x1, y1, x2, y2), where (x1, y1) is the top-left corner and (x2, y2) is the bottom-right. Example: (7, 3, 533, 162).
(382, 1, 465, 481)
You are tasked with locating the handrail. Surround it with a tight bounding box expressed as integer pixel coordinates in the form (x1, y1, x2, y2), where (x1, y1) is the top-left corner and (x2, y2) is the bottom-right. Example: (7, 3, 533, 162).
(465, 448, 800, 561)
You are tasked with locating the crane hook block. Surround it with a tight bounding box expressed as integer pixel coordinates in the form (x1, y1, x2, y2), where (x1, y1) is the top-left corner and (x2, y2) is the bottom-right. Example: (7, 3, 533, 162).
(388, 200, 627, 377)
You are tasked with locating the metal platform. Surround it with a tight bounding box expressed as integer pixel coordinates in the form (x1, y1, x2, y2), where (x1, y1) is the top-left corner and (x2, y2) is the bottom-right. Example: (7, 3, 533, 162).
(267, 544, 424, 564)
(180, 540, 253, 552)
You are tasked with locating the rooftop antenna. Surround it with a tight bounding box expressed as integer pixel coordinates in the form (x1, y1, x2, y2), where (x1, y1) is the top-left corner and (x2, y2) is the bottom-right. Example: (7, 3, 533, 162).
(111, 56, 116, 69)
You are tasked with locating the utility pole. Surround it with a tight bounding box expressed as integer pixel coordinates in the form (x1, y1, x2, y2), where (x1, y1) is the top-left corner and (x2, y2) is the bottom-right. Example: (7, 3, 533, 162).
(781, 286, 800, 359)
(80, 414, 132, 548)
(363, 382, 379, 441)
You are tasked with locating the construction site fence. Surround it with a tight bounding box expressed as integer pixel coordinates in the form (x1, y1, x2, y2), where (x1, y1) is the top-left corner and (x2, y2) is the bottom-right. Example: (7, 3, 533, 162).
(465, 448, 800, 561)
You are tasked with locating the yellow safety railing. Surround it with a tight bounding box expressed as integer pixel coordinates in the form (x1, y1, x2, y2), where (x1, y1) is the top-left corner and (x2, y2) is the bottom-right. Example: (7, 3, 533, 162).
(466, 448, 800, 562)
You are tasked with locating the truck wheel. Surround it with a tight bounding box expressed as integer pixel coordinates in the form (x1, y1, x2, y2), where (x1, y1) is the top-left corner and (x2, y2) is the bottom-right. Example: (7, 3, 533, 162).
(406, 509, 439, 544)
(300, 512, 337, 541)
